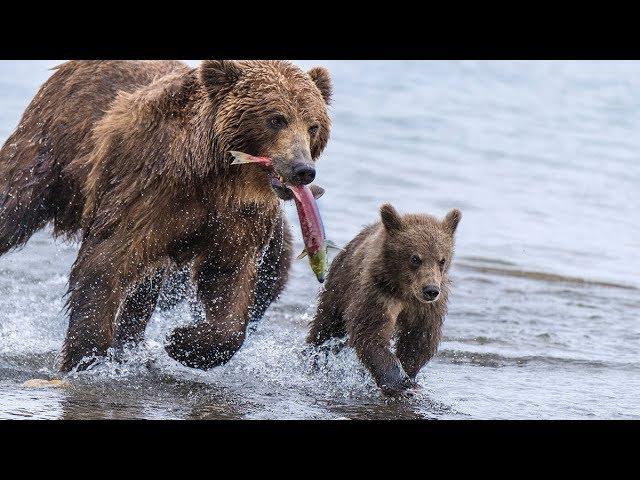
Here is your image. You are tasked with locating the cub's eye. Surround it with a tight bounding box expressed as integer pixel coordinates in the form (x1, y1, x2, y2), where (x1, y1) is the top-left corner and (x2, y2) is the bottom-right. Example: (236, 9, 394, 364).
(268, 115, 288, 130)
(439, 258, 446, 269)
(410, 255, 422, 266)
(308, 125, 319, 136)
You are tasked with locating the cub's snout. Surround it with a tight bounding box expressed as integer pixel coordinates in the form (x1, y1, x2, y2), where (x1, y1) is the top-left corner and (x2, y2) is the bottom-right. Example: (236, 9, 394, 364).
(421, 284, 440, 302)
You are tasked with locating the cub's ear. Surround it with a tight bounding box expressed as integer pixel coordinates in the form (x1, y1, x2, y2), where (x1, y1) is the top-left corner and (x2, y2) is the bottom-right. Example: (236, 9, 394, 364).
(200, 60, 243, 95)
(443, 208, 462, 236)
(380, 203, 403, 234)
(308, 67, 332, 104)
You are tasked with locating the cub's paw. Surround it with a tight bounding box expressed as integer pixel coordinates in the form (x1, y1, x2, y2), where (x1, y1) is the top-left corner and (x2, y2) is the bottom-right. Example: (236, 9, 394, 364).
(399, 380, 422, 398)
(378, 368, 418, 397)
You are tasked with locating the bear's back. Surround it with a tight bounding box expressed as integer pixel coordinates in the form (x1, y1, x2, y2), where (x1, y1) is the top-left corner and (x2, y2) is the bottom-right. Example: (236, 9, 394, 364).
(0, 60, 191, 237)
(44, 60, 188, 126)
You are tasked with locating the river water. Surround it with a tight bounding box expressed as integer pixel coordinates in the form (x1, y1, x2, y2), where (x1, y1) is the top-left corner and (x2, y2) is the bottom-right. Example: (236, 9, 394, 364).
(0, 60, 638, 419)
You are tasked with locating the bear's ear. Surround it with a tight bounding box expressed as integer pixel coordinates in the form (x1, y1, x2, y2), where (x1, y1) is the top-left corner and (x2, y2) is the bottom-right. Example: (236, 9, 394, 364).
(380, 203, 403, 234)
(442, 208, 462, 236)
(200, 60, 243, 95)
(308, 67, 332, 104)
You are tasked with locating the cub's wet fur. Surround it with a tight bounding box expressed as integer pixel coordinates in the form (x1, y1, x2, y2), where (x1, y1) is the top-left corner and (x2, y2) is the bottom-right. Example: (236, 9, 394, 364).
(307, 204, 461, 395)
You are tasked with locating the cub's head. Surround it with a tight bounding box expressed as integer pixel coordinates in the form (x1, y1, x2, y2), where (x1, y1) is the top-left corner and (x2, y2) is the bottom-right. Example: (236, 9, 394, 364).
(199, 60, 331, 188)
(378, 204, 461, 304)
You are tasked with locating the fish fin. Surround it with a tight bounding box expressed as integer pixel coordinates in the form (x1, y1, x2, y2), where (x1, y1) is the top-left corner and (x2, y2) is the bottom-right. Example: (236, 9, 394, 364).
(229, 151, 255, 165)
(296, 248, 308, 260)
(309, 184, 325, 199)
(326, 240, 343, 251)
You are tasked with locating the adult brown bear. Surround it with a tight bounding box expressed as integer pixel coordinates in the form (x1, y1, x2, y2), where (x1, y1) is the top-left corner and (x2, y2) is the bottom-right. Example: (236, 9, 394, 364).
(0, 60, 332, 372)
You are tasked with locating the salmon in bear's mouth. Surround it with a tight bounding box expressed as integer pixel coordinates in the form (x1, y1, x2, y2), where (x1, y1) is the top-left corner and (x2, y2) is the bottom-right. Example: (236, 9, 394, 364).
(229, 150, 340, 283)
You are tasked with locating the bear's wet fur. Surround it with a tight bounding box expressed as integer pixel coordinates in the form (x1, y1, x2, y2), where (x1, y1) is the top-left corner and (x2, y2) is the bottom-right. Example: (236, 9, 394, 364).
(308, 204, 461, 395)
(0, 60, 332, 372)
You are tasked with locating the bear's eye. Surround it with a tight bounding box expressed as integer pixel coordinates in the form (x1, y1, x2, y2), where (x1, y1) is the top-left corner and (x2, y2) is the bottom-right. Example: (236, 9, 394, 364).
(439, 258, 446, 269)
(410, 255, 422, 266)
(268, 115, 288, 130)
(308, 125, 319, 136)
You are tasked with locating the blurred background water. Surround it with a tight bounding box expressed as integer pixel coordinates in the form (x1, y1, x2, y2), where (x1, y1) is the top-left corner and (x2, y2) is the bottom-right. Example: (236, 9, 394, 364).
(0, 60, 638, 419)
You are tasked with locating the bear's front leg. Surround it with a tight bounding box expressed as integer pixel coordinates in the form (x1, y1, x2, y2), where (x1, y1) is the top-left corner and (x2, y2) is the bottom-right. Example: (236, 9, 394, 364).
(395, 307, 443, 380)
(352, 336, 418, 396)
(112, 266, 167, 351)
(249, 211, 292, 323)
(395, 327, 436, 381)
(347, 300, 418, 396)
(61, 241, 127, 372)
(165, 253, 257, 370)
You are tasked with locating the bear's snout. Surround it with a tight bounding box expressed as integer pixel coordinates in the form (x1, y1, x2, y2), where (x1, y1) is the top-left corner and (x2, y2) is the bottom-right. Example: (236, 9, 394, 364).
(422, 284, 440, 302)
(290, 162, 316, 186)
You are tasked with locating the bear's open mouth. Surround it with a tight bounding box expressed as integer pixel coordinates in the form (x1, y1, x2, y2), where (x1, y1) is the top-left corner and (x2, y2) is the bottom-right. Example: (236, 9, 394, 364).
(270, 173, 286, 190)
(269, 172, 295, 200)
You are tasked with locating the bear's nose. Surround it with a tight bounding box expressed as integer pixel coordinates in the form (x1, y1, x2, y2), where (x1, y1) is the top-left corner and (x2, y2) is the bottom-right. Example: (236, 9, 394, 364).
(422, 285, 440, 301)
(291, 163, 316, 185)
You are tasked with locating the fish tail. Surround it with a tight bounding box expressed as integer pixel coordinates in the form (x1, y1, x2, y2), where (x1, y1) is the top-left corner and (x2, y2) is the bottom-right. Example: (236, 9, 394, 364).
(230, 151, 256, 165)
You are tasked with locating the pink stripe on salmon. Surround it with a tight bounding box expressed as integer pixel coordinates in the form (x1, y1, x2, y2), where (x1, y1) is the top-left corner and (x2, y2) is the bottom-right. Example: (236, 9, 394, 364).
(290, 185, 326, 256)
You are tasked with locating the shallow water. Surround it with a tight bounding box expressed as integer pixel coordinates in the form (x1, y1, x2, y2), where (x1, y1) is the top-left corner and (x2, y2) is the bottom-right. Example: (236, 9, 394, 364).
(0, 60, 638, 419)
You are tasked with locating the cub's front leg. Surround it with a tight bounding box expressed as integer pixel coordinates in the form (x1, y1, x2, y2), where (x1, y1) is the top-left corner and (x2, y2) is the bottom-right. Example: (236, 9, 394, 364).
(395, 306, 443, 380)
(346, 297, 417, 396)
(164, 250, 258, 370)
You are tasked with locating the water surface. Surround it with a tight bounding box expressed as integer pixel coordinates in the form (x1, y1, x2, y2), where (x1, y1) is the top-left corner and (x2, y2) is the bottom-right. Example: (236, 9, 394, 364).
(0, 60, 638, 419)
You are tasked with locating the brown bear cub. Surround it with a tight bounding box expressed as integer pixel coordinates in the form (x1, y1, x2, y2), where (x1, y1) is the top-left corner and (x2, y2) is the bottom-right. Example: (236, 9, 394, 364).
(307, 204, 461, 395)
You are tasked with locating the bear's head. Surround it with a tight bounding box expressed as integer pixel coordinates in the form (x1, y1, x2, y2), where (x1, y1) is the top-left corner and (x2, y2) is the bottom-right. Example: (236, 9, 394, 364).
(199, 60, 331, 191)
(377, 204, 461, 304)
